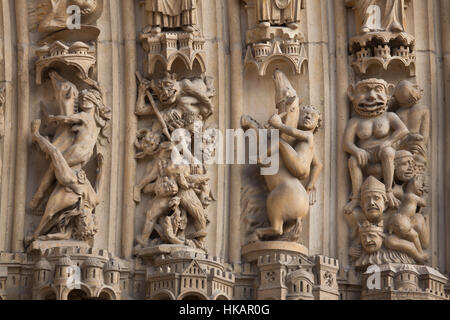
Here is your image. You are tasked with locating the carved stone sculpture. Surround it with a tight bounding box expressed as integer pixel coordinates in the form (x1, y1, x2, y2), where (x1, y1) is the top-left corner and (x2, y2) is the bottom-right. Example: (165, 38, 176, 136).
(346, 0, 415, 75)
(133, 71, 215, 253)
(143, 0, 200, 34)
(28, 73, 110, 244)
(242, 0, 307, 76)
(255, 0, 304, 30)
(344, 78, 432, 266)
(344, 78, 408, 214)
(241, 70, 322, 243)
(140, 1, 205, 74)
(346, 0, 410, 34)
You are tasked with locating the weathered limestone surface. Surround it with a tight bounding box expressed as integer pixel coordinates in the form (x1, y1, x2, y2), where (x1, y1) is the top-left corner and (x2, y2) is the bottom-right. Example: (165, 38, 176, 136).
(0, 0, 448, 300)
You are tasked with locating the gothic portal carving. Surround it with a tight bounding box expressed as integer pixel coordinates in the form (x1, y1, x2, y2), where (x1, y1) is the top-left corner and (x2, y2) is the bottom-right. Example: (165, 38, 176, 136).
(28, 73, 110, 244)
(242, 0, 307, 76)
(344, 79, 431, 266)
(133, 71, 216, 254)
(241, 70, 322, 245)
(346, 0, 415, 76)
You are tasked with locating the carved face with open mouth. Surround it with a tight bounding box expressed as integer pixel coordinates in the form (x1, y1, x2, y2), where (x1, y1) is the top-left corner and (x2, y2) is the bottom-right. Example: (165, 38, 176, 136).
(155, 75, 180, 107)
(349, 79, 394, 118)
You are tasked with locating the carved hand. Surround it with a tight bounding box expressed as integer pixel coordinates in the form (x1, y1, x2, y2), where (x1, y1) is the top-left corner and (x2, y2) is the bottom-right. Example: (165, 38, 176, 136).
(269, 114, 283, 128)
(133, 186, 142, 203)
(349, 246, 362, 258)
(138, 79, 152, 93)
(354, 148, 370, 167)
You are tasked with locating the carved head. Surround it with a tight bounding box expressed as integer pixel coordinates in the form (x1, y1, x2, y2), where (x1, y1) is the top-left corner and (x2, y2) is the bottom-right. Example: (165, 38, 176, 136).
(348, 79, 394, 118)
(135, 129, 161, 158)
(169, 196, 181, 209)
(359, 221, 384, 254)
(299, 105, 322, 133)
(273, 69, 299, 112)
(394, 80, 424, 108)
(405, 174, 426, 197)
(153, 72, 180, 107)
(394, 150, 415, 183)
(49, 71, 79, 114)
(360, 176, 387, 223)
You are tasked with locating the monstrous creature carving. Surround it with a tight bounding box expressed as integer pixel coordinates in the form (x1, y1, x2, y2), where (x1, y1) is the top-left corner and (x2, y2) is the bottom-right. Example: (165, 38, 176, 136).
(134, 71, 216, 252)
(344, 79, 431, 266)
(344, 78, 408, 213)
(143, 0, 200, 34)
(346, 0, 409, 34)
(241, 70, 322, 243)
(28, 72, 110, 244)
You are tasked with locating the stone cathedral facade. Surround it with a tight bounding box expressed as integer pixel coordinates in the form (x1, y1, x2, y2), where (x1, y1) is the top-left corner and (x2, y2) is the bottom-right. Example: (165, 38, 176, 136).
(0, 0, 449, 301)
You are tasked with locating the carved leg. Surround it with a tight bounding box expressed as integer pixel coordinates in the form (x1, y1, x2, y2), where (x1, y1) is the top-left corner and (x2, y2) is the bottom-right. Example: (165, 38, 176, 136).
(278, 140, 307, 179)
(380, 146, 401, 208)
(137, 197, 170, 246)
(414, 213, 430, 250)
(385, 234, 429, 263)
(30, 165, 56, 210)
(31, 120, 76, 186)
(179, 189, 206, 232)
(345, 156, 363, 213)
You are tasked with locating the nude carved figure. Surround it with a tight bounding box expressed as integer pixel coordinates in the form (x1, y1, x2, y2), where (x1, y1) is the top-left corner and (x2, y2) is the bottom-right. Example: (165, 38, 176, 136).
(344, 78, 409, 214)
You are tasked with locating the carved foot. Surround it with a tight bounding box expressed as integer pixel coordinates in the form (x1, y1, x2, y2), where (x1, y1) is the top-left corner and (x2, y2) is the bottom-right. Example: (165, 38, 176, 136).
(29, 193, 44, 211)
(240, 115, 261, 130)
(258, 21, 271, 28)
(182, 25, 195, 33)
(344, 199, 360, 215)
(31, 119, 41, 139)
(287, 23, 299, 30)
(135, 236, 148, 248)
(415, 251, 430, 264)
(390, 21, 404, 33)
(360, 26, 370, 33)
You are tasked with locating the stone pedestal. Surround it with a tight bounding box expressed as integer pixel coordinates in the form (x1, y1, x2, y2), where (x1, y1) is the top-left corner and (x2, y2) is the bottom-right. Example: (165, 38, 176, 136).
(137, 245, 235, 300)
(361, 264, 449, 300)
(242, 241, 340, 300)
(28, 240, 91, 256)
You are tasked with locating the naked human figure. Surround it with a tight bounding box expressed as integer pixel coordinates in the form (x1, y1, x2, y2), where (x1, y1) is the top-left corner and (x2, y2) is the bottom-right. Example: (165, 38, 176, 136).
(344, 79, 409, 214)
(30, 87, 110, 211)
(386, 175, 429, 262)
(28, 119, 99, 242)
(241, 70, 322, 241)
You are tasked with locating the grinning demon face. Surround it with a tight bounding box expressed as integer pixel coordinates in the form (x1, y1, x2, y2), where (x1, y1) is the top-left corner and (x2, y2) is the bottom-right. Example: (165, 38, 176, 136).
(348, 79, 394, 118)
(154, 73, 180, 107)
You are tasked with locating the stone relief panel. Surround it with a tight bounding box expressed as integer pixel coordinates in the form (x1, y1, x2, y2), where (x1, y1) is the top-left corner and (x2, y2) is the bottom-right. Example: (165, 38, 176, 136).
(343, 78, 431, 267)
(133, 71, 216, 254)
(241, 70, 322, 247)
(241, 0, 307, 76)
(26, 0, 109, 250)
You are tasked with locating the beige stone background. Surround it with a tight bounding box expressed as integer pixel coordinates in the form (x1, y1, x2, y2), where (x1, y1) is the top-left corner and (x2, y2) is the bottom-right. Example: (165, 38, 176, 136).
(0, 0, 449, 299)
